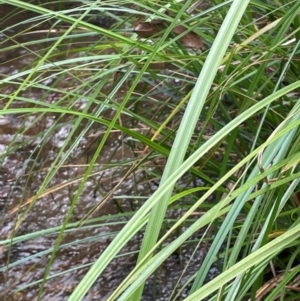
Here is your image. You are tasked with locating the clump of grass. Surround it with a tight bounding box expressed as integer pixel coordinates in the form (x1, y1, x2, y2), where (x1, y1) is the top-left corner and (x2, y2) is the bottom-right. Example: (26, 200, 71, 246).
(1, 0, 300, 300)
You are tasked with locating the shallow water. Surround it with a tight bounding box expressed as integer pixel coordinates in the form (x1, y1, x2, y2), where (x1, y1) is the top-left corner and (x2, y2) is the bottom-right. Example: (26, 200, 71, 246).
(0, 3, 218, 300)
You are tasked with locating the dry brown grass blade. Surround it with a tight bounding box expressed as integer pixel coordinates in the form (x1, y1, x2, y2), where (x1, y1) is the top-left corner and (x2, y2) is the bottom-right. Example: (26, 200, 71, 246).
(251, 267, 300, 301)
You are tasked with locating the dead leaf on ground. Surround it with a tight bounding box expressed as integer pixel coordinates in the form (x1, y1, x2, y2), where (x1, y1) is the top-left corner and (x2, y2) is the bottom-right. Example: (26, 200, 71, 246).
(172, 25, 205, 49)
(134, 20, 205, 50)
(134, 21, 164, 38)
